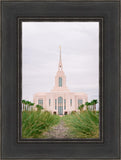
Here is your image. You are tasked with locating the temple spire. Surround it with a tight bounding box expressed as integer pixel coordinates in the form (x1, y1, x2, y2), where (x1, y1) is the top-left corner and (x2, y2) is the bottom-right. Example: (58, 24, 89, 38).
(58, 46, 63, 71)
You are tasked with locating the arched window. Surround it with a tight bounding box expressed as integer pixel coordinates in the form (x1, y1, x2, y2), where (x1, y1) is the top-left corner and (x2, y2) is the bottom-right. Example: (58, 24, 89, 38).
(58, 97, 63, 115)
(64, 99, 66, 109)
(49, 99, 51, 106)
(58, 97, 63, 105)
(55, 99, 57, 110)
(70, 99, 72, 106)
(59, 77, 62, 87)
(38, 99, 43, 106)
(78, 99, 83, 107)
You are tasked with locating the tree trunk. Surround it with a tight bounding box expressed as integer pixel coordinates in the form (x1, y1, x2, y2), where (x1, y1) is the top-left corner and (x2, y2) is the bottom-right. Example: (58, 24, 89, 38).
(94, 104, 96, 113)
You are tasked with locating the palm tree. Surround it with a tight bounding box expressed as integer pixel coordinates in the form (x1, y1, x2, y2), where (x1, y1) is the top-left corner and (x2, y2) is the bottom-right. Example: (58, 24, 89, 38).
(22, 100, 35, 111)
(36, 105, 43, 112)
(24, 100, 28, 111)
(78, 104, 84, 112)
(91, 99, 98, 112)
(26, 101, 30, 111)
(88, 102, 92, 111)
(85, 102, 89, 110)
(22, 100, 26, 111)
(28, 101, 32, 111)
(30, 102, 34, 111)
(91, 100, 95, 111)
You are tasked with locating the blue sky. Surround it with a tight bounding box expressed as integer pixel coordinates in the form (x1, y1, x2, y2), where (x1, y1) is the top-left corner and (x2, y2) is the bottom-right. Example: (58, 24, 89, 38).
(22, 22, 99, 108)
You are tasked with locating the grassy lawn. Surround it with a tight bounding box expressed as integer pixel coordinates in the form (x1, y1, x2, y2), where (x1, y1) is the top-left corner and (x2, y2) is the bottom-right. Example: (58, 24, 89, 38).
(62, 111, 99, 138)
(22, 111, 60, 138)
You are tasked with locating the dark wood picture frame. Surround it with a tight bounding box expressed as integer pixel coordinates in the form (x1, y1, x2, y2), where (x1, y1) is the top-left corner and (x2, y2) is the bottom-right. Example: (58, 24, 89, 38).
(0, 0, 120, 159)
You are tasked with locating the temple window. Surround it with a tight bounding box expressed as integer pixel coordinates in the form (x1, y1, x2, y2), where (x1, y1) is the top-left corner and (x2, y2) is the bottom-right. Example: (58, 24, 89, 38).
(49, 99, 51, 106)
(64, 99, 66, 110)
(78, 99, 83, 107)
(58, 97, 63, 115)
(70, 99, 72, 106)
(38, 99, 43, 106)
(55, 99, 57, 110)
(59, 77, 62, 87)
(58, 97, 63, 105)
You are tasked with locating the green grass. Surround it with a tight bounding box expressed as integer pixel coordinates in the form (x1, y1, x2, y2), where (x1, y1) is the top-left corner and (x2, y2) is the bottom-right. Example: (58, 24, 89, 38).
(22, 110, 99, 139)
(22, 111, 60, 138)
(62, 111, 99, 138)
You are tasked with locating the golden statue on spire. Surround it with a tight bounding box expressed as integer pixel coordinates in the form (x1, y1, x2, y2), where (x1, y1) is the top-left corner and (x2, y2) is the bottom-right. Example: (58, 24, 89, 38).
(59, 45, 61, 55)
(58, 46, 62, 71)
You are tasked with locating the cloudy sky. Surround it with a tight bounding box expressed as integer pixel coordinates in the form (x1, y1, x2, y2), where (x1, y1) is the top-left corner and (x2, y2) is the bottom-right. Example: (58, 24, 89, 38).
(22, 22, 99, 106)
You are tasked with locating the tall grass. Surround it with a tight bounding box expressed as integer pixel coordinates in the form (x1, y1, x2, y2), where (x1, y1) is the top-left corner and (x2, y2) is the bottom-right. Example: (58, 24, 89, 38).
(22, 111, 60, 138)
(62, 111, 99, 138)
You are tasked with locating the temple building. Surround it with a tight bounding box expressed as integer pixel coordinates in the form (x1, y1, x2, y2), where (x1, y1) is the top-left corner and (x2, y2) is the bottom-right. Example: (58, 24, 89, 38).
(33, 47, 88, 115)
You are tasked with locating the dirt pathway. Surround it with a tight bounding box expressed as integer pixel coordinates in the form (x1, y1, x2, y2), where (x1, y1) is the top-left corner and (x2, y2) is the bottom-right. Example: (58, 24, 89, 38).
(43, 119, 71, 138)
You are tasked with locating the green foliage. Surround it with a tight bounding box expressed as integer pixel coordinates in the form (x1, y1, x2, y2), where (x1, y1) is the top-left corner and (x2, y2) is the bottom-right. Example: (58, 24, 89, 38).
(85, 102, 89, 106)
(36, 105, 43, 111)
(85, 102, 89, 110)
(85, 99, 98, 111)
(78, 104, 84, 111)
(44, 110, 51, 114)
(92, 99, 98, 104)
(91, 100, 98, 106)
(22, 100, 35, 111)
(71, 111, 77, 115)
(22, 100, 26, 104)
(22, 111, 60, 138)
(63, 111, 99, 138)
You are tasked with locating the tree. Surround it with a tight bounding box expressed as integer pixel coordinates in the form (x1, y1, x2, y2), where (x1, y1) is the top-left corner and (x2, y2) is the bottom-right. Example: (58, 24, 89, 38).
(22, 100, 35, 111)
(91, 100, 95, 111)
(24, 100, 28, 110)
(88, 102, 92, 111)
(85, 102, 89, 110)
(91, 99, 98, 112)
(78, 104, 84, 112)
(26, 101, 31, 111)
(30, 102, 34, 111)
(22, 100, 26, 111)
(28, 101, 34, 111)
(36, 105, 43, 111)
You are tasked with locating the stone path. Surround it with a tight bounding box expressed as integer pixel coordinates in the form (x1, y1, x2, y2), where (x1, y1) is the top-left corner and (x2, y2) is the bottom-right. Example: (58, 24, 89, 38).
(43, 119, 71, 138)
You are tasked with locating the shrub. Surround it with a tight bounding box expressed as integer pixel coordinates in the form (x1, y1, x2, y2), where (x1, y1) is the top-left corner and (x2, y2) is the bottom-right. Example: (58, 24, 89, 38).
(22, 111, 60, 138)
(78, 104, 84, 112)
(63, 111, 99, 138)
(71, 111, 77, 115)
(36, 105, 43, 111)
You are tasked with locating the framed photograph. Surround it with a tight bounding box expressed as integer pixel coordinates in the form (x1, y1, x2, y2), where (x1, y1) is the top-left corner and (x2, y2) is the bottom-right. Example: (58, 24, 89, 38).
(1, 0, 120, 159)
(19, 19, 102, 142)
